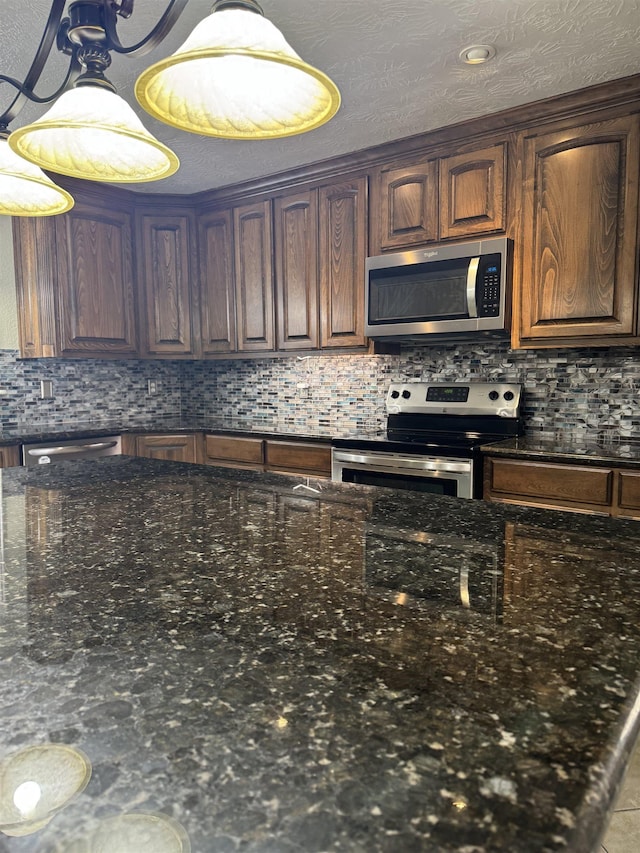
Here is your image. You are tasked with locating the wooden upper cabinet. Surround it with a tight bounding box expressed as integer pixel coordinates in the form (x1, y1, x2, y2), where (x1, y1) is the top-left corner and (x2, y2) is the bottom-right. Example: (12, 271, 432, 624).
(13, 217, 59, 358)
(274, 190, 319, 350)
(439, 143, 506, 239)
(319, 177, 367, 348)
(137, 211, 196, 357)
(234, 200, 275, 352)
(375, 159, 438, 251)
(517, 114, 640, 347)
(198, 208, 236, 355)
(55, 201, 138, 356)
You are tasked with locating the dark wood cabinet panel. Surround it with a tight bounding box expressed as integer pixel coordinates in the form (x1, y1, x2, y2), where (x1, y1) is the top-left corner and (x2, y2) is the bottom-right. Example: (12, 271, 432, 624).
(13, 217, 59, 358)
(484, 457, 613, 513)
(615, 470, 640, 519)
(274, 190, 319, 350)
(134, 433, 199, 463)
(517, 114, 640, 346)
(137, 212, 196, 357)
(374, 159, 438, 251)
(234, 201, 275, 352)
(198, 209, 237, 355)
(265, 440, 331, 477)
(0, 446, 20, 468)
(55, 202, 138, 356)
(439, 143, 506, 239)
(319, 178, 367, 348)
(203, 434, 264, 469)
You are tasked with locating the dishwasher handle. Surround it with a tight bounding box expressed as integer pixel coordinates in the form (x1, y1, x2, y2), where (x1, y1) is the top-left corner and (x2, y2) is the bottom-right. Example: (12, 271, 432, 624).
(26, 441, 119, 457)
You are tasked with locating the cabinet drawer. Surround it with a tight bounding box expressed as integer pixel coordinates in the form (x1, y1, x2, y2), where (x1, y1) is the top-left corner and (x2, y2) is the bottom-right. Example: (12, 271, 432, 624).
(486, 458, 613, 509)
(204, 434, 264, 467)
(617, 470, 640, 514)
(265, 441, 331, 477)
(135, 434, 199, 464)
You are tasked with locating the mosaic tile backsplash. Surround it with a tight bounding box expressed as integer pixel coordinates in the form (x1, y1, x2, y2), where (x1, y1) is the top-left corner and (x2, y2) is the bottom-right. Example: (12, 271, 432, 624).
(2, 343, 640, 444)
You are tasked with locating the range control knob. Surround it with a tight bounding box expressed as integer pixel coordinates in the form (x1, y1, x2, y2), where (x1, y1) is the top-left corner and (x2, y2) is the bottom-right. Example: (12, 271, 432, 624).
(488, 390, 500, 401)
(503, 390, 515, 402)
(402, 389, 411, 399)
(390, 389, 400, 399)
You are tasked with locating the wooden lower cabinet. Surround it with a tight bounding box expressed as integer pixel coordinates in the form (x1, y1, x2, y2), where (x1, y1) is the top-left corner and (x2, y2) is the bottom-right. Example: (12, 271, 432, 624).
(484, 456, 640, 519)
(202, 434, 264, 470)
(264, 440, 331, 478)
(0, 445, 20, 468)
(130, 433, 200, 464)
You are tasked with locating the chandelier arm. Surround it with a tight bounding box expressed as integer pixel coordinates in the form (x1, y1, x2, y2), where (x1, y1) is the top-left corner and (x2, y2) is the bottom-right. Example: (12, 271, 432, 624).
(104, 0, 189, 57)
(0, 0, 68, 129)
(0, 58, 83, 108)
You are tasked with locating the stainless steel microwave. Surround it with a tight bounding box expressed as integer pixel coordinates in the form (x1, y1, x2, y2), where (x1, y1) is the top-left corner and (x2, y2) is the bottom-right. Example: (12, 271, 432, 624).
(365, 237, 511, 342)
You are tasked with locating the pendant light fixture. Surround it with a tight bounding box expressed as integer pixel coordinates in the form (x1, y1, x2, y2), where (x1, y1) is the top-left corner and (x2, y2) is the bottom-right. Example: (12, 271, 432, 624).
(0, 132, 74, 216)
(8, 2, 179, 183)
(135, 0, 341, 139)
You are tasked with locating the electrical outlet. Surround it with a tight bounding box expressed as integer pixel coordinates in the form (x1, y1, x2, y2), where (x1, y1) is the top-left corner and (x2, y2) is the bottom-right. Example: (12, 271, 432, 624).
(147, 379, 158, 395)
(40, 380, 53, 399)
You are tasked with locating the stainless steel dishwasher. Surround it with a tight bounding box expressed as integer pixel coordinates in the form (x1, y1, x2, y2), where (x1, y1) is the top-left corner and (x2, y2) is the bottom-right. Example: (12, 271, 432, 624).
(22, 435, 122, 466)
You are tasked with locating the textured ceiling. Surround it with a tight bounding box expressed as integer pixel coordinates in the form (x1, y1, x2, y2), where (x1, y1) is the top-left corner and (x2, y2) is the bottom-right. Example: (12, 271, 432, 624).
(2, 0, 640, 194)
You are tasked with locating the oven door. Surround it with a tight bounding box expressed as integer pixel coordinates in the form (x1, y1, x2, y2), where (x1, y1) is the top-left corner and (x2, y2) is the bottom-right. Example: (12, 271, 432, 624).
(331, 449, 473, 499)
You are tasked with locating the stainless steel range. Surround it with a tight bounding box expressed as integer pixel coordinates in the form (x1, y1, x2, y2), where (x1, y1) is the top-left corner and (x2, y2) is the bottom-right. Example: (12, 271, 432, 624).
(331, 382, 523, 499)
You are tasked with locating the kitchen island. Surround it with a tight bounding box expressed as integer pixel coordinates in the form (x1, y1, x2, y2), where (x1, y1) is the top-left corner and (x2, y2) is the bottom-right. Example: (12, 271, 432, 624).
(1, 458, 640, 852)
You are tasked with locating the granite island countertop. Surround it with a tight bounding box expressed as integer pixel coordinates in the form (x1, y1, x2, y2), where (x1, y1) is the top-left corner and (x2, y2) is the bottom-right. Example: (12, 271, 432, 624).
(1, 458, 640, 851)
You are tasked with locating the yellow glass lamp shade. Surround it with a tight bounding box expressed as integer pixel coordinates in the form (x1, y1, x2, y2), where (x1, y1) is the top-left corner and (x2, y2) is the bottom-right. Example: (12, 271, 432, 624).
(0, 136, 73, 215)
(135, 8, 341, 139)
(9, 85, 179, 183)
(0, 743, 91, 837)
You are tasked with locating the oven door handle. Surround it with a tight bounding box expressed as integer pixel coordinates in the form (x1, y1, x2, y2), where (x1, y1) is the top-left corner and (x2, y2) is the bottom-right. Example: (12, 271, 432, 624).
(332, 451, 472, 474)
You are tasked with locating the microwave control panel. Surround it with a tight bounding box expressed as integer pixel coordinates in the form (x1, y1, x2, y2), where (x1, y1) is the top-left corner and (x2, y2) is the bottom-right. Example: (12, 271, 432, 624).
(477, 254, 501, 317)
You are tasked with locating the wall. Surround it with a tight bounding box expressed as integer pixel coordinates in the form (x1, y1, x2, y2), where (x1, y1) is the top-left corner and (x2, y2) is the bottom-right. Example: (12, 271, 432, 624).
(181, 343, 640, 447)
(1, 209, 639, 442)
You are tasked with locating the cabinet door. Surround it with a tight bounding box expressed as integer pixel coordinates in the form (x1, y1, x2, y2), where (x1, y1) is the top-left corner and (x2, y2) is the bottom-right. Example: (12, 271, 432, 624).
(199, 209, 237, 355)
(135, 434, 198, 463)
(234, 200, 275, 352)
(517, 115, 640, 346)
(319, 178, 367, 348)
(274, 190, 319, 350)
(12, 217, 59, 358)
(56, 203, 138, 356)
(55, 202, 138, 356)
(0, 446, 20, 468)
(614, 470, 640, 520)
(265, 440, 331, 477)
(203, 434, 264, 470)
(137, 212, 196, 357)
(373, 159, 438, 251)
(484, 457, 613, 514)
(439, 143, 506, 239)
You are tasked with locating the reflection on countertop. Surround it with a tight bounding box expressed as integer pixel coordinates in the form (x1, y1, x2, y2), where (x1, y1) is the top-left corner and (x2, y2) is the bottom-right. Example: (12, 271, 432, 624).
(1, 457, 640, 851)
(481, 432, 640, 467)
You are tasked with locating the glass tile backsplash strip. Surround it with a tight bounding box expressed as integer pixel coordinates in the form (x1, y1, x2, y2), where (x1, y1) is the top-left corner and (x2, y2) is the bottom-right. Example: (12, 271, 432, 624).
(2, 343, 640, 444)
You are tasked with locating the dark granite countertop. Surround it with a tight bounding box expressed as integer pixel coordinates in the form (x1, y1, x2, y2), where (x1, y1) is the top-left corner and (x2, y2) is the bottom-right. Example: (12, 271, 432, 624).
(481, 436, 640, 469)
(1, 457, 640, 851)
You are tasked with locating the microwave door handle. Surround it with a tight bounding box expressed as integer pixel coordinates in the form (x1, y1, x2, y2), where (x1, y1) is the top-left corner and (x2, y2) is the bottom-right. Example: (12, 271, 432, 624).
(466, 257, 480, 318)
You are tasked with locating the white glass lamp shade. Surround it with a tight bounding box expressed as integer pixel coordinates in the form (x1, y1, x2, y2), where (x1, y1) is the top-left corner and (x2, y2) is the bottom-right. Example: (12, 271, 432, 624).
(0, 137, 73, 215)
(135, 8, 341, 139)
(9, 85, 179, 183)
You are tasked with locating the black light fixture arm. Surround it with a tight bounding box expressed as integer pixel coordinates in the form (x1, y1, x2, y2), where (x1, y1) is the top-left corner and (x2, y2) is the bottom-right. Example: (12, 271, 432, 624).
(103, 0, 189, 57)
(0, 0, 69, 130)
(0, 0, 189, 132)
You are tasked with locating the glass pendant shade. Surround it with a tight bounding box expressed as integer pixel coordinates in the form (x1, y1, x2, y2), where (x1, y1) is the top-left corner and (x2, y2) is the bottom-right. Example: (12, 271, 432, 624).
(9, 85, 179, 183)
(135, 8, 341, 139)
(0, 136, 73, 216)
